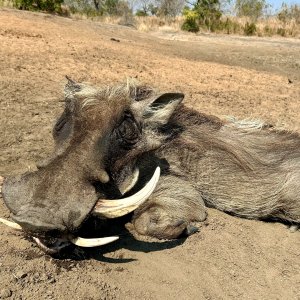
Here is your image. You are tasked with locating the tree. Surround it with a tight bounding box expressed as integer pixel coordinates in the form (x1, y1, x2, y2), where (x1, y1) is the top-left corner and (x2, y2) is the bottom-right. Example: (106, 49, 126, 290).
(156, 0, 185, 16)
(93, 0, 101, 10)
(181, 8, 199, 31)
(134, 0, 158, 16)
(235, 0, 267, 20)
(278, 3, 300, 24)
(195, 0, 222, 29)
(65, 0, 132, 16)
(64, 0, 102, 14)
(181, 0, 222, 32)
(13, 0, 63, 12)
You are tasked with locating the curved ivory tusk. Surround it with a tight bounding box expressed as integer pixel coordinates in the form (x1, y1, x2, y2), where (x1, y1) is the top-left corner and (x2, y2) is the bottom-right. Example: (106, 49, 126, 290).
(0, 217, 23, 230)
(119, 168, 140, 195)
(92, 166, 160, 218)
(70, 236, 119, 247)
(32, 236, 69, 255)
(0, 217, 118, 249)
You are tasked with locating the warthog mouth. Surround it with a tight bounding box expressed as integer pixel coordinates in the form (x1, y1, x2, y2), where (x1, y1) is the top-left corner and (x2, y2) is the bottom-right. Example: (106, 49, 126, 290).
(0, 217, 120, 254)
(0, 167, 160, 254)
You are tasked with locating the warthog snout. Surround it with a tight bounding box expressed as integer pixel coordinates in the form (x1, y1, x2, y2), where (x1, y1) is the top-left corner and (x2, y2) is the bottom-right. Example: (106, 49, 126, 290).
(3, 162, 100, 233)
(3, 78, 114, 235)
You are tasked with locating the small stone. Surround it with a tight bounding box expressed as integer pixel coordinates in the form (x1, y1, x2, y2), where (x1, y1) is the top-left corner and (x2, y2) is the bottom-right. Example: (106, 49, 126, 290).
(48, 277, 56, 284)
(110, 38, 120, 42)
(0, 288, 12, 298)
(289, 225, 299, 233)
(15, 271, 27, 279)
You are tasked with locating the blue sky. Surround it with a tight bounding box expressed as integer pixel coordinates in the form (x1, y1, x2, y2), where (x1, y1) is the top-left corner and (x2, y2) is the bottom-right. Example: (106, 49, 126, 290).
(268, 0, 299, 10)
(219, 0, 299, 15)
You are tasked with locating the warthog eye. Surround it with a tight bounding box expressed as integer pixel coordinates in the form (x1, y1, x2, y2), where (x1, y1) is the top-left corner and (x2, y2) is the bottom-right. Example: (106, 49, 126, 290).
(115, 111, 141, 149)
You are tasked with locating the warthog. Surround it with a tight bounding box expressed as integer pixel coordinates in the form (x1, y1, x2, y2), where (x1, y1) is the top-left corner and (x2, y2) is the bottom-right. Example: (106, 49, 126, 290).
(1, 79, 299, 252)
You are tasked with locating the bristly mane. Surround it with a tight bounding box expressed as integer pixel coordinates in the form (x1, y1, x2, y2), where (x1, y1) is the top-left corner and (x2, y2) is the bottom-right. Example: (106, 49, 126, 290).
(64, 79, 156, 110)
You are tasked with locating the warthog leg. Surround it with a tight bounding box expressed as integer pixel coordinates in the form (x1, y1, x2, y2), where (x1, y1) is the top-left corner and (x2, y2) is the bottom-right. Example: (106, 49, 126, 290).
(129, 174, 207, 239)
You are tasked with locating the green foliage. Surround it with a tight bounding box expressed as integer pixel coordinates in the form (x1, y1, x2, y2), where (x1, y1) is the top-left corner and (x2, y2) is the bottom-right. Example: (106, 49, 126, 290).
(148, 3, 159, 15)
(67, 0, 100, 17)
(243, 21, 256, 35)
(104, 0, 118, 14)
(66, 0, 132, 17)
(181, 0, 222, 32)
(136, 9, 148, 16)
(13, 0, 63, 12)
(220, 17, 241, 34)
(195, 0, 222, 31)
(235, 0, 266, 21)
(181, 8, 199, 32)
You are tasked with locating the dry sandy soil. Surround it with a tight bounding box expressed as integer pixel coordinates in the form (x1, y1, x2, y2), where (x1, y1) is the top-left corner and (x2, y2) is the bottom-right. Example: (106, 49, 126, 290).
(0, 8, 300, 300)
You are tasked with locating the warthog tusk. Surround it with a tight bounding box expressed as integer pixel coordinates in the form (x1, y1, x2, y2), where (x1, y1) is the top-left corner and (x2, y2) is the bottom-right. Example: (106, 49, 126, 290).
(33, 236, 119, 252)
(119, 168, 140, 195)
(0, 217, 118, 250)
(0, 217, 22, 230)
(32, 236, 69, 255)
(70, 236, 119, 247)
(93, 166, 160, 218)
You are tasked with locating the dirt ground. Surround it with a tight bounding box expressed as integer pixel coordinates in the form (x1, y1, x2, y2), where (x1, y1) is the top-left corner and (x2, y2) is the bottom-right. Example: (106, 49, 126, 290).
(0, 8, 300, 300)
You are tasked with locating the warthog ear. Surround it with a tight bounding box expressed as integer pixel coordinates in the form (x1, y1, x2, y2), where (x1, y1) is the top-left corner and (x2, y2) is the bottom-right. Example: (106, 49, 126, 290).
(64, 76, 82, 99)
(143, 93, 184, 125)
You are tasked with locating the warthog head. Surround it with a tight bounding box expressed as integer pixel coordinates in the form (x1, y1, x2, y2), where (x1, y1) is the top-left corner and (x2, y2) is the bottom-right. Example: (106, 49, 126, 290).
(2, 78, 183, 250)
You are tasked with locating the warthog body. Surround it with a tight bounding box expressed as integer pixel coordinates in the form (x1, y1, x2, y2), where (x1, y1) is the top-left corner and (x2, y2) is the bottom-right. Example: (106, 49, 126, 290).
(128, 110, 300, 238)
(2, 80, 300, 242)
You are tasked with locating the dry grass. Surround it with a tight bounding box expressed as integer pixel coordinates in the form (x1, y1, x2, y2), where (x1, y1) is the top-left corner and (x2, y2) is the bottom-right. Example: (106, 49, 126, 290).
(154, 15, 299, 37)
(68, 13, 184, 32)
(134, 16, 183, 32)
(0, 1, 299, 38)
(0, 0, 14, 7)
(91, 14, 300, 38)
(220, 16, 300, 37)
(256, 17, 300, 37)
